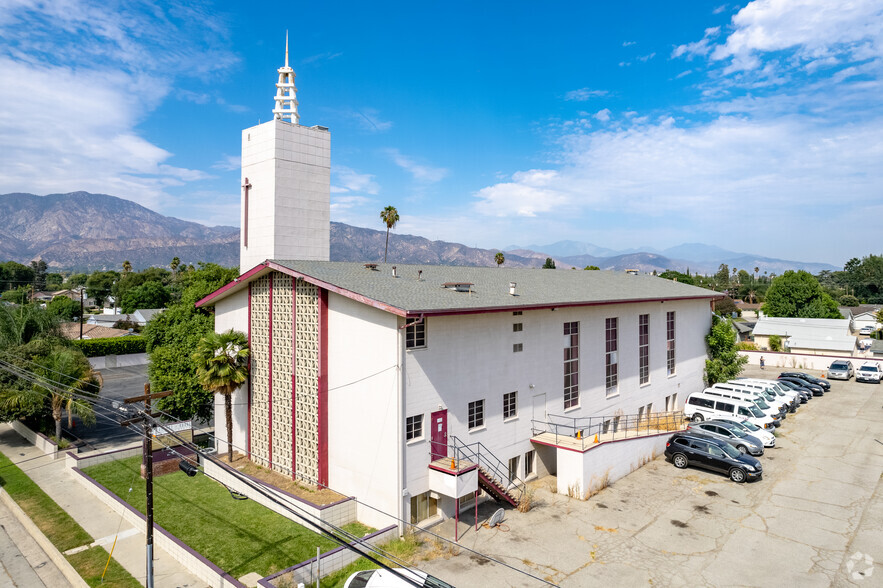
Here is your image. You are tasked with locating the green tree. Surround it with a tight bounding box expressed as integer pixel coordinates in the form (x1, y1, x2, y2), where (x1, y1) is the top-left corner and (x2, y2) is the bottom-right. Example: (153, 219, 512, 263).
(0, 261, 34, 292)
(584, 265, 601, 271)
(122, 260, 132, 275)
(737, 269, 750, 285)
(144, 264, 240, 421)
(85, 271, 119, 308)
(120, 281, 171, 313)
(30, 260, 48, 291)
(0, 303, 59, 347)
(761, 270, 842, 318)
(839, 294, 860, 307)
(704, 315, 748, 385)
(768, 334, 783, 352)
(66, 273, 88, 288)
(542, 258, 556, 269)
(714, 296, 739, 316)
(494, 252, 504, 267)
(47, 296, 80, 321)
(193, 330, 249, 462)
(45, 273, 64, 290)
(1, 287, 29, 305)
(658, 270, 694, 285)
(170, 256, 181, 277)
(380, 205, 399, 263)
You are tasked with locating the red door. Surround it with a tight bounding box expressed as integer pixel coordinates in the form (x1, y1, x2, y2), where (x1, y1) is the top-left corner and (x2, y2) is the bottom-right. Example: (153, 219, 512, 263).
(430, 409, 447, 460)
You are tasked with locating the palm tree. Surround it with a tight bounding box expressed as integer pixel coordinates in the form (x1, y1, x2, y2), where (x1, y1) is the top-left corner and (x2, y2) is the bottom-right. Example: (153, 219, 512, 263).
(380, 206, 399, 263)
(122, 260, 132, 275)
(495, 252, 505, 267)
(170, 257, 180, 276)
(754, 266, 760, 281)
(193, 329, 249, 463)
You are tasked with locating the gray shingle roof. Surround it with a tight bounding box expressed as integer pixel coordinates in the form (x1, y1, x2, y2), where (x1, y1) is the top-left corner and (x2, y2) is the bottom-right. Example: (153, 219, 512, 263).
(265, 261, 720, 315)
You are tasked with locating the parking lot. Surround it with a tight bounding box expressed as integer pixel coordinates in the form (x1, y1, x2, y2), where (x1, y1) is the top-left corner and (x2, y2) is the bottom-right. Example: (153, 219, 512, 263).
(419, 366, 883, 587)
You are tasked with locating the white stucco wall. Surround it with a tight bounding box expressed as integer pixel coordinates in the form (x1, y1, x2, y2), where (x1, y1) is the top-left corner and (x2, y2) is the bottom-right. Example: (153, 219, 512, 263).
(213, 290, 249, 458)
(401, 299, 710, 515)
(326, 293, 401, 529)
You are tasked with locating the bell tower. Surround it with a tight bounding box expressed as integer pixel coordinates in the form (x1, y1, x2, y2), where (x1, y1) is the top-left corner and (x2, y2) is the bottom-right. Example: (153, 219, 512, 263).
(240, 33, 331, 271)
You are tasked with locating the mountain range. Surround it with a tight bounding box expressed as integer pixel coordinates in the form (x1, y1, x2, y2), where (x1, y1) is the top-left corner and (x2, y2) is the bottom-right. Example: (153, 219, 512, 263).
(0, 192, 839, 274)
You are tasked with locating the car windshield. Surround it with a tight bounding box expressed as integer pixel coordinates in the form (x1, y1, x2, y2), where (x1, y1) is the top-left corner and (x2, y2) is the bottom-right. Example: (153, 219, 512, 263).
(859, 366, 877, 372)
(728, 427, 747, 438)
(749, 406, 764, 417)
(739, 420, 760, 431)
(831, 363, 847, 369)
(754, 399, 770, 410)
(720, 444, 741, 459)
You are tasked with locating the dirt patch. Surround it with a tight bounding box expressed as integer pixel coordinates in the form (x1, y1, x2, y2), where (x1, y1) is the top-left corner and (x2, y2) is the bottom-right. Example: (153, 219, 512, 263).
(597, 503, 609, 509)
(670, 520, 688, 528)
(218, 452, 345, 505)
(693, 504, 710, 514)
(704, 490, 719, 497)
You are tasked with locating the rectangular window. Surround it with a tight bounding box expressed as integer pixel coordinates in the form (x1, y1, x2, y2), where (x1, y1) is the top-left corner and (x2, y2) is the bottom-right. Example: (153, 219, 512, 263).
(524, 450, 535, 477)
(503, 391, 517, 419)
(513, 323, 523, 332)
(508, 456, 520, 484)
(605, 317, 618, 396)
(666, 311, 676, 375)
(638, 314, 649, 385)
(563, 321, 579, 409)
(468, 400, 484, 430)
(406, 320, 426, 349)
(410, 492, 438, 524)
(513, 343, 523, 352)
(513, 311, 522, 316)
(405, 414, 423, 441)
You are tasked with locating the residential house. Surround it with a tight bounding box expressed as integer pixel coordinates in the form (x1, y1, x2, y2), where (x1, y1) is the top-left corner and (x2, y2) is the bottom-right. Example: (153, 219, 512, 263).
(752, 317, 855, 355)
(841, 305, 882, 333)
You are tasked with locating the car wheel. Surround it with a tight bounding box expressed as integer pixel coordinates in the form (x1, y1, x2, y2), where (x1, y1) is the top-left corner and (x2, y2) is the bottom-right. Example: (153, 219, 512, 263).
(729, 468, 746, 483)
(736, 445, 748, 454)
(691, 413, 704, 423)
(673, 454, 688, 469)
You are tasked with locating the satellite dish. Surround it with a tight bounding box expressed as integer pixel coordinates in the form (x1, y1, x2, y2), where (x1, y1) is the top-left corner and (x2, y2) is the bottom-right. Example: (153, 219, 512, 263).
(488, 508, 505, 527)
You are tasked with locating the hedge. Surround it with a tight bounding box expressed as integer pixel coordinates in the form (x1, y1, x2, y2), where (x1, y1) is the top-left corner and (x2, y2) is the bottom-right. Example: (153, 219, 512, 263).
(69, 336, 146, 357)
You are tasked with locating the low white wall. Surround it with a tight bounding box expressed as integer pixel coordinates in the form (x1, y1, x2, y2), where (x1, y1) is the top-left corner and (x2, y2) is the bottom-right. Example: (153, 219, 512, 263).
(88, 353, 148, 369)
(71, 466, 245, 588)
(739, 350, 882, 372)
(66, 445, 142, 470)
(260, 526, 399, 587)
(556, 433, 670, 497)
(11, 420, 59, 458)
(202, 458, 357, 532)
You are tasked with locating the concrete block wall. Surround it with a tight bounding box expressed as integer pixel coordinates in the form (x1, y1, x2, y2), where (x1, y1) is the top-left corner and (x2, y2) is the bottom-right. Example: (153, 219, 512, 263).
(259, 525, 398, 588)
(740, 350, 882, 372)
(11, 420, 58, 457)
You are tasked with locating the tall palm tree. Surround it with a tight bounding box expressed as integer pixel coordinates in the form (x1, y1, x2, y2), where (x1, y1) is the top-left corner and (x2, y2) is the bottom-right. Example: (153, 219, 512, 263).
(122, 260, 132, 275)
(193, 329, 249, 463)
(495, 252, 505, 267)
(170, 257, 180, 276)
(380, 206, 399, 263)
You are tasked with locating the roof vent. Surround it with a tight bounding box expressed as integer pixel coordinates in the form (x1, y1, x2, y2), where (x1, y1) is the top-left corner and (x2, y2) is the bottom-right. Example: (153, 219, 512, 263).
(509, 282, 517, 296)
(364, 263, 378, 270)
(443, 282, 474, 293)
(417, 270, 423, 281)
(392, 266, 397, 278)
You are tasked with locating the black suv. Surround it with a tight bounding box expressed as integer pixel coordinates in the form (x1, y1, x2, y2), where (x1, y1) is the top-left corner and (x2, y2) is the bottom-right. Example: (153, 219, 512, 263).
(664, 432, 762, 483)
(778, 375, 824, 396)
(779, 371, 831, 391)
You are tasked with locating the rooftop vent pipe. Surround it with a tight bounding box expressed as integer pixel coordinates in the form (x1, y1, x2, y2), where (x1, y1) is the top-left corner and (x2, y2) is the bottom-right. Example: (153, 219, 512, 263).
(392, 266, 397, 278)
(509, 282, 517, 296)
(418, 270, 423, 281)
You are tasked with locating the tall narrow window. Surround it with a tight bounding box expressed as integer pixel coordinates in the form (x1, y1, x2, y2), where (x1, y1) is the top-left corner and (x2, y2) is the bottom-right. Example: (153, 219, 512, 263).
(564, 321, 579, 409)
(605, 317, 618, 396)
(666, 311, 676, 375)
(638, 314, 649, 385)
(468, 400, 485, 430)
(406, 319, 426, 349)
(503, 391, 517, 419)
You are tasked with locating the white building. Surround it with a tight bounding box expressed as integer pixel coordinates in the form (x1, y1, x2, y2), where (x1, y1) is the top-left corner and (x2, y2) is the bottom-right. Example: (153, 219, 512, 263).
(752, 316, 856, 355)
(197, 43, 720, 531)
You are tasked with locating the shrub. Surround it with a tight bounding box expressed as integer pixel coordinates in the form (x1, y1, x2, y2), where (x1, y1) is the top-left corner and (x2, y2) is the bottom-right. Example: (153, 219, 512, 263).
(69, 336, 146, 357)
(769, 334, 782, 352)
(737, 342, 757, 350)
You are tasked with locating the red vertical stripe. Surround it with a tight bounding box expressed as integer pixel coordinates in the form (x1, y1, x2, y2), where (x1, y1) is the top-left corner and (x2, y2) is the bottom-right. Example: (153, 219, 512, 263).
(268, 274, 274, 467)
(318, 288, 329, 486)
(291, 278, 297, 480)
(247, 283, 252, 458)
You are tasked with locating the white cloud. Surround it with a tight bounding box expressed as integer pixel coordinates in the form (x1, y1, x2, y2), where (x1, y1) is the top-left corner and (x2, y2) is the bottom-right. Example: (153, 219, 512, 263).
(713, 4, 728, 14)
(337, 107, 392, 132)
(676, 69, 693, 79)
(332, 166, 380, 195)
(301, 51, 343, 65)
(213, 155, 241, 171)
(623, 41, 637, 47)
(386, 149, 448, 183)
(594, 108, 612, 122)
(564, 88, 609, 101)
(710, 0, 883, 72)
(672, 27, 721, 59)
(638, 52, 657, 62)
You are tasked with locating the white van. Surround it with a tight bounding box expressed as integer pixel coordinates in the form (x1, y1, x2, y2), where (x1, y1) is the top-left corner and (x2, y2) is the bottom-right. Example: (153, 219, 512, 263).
(736, 378, 801, 410)
(705, 386, 783, 426)
(684, 392, 776, 429)
(711, 383, 787, 419)
(717, 381, 789, 413)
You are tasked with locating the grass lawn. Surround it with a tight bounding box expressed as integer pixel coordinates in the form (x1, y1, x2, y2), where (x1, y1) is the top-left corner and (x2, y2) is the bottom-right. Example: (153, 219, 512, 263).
(313, 534, 424, 588)
(83, 456, 364, 578)
(0, 451, 139, 587)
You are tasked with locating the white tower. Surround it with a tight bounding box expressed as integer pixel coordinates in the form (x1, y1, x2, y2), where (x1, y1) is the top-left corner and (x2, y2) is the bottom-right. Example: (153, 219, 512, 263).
(240, 36, 331, 271)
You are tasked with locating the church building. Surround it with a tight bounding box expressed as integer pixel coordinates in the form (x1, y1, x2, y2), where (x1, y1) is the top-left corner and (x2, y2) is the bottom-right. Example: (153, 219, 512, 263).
(197, 41, 720, 531)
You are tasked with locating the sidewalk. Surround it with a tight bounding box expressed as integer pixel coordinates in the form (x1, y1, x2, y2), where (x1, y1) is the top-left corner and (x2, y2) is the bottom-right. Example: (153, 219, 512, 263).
(0, 494, 70, 587)
(0, 424, 206, 587)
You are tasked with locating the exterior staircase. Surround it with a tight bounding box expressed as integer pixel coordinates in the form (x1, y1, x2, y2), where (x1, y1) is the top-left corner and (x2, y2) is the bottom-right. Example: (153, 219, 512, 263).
(449, 436, 524, 508)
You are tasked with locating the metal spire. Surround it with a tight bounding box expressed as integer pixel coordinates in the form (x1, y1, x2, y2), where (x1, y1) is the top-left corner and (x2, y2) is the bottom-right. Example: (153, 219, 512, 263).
(273, 31, 299, 124)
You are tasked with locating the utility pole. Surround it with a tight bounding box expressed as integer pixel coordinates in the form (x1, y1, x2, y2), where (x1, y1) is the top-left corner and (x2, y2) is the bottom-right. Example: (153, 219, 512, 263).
(122, 384, 172, 588)
(79, 288, 84, 340)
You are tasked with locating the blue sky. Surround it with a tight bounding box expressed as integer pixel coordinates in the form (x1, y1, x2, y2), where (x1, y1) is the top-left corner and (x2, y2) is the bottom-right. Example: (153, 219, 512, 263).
(1, 0, 881, 266)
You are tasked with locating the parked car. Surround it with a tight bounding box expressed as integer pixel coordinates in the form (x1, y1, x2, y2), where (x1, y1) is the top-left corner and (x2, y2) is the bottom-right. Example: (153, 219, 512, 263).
(827, 360, 854, 380)
(344, 568, 445, 588)
(687, 421, 765, 456)
(684, 391, 777, 429)
(776, 378, 816, 400)
(855, 363, 882, 384)
(713, 416, 776, 448)
(665, 432, 763, 482)
(778, 376, 824, 396)
(779, 371, 831, 391)
(858, 326, 874, 336)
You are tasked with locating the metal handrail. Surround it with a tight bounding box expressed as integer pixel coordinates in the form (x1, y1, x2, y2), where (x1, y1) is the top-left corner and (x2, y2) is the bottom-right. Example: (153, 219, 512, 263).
(530, 410, 686, 451)
(445, 436, 525, 504)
